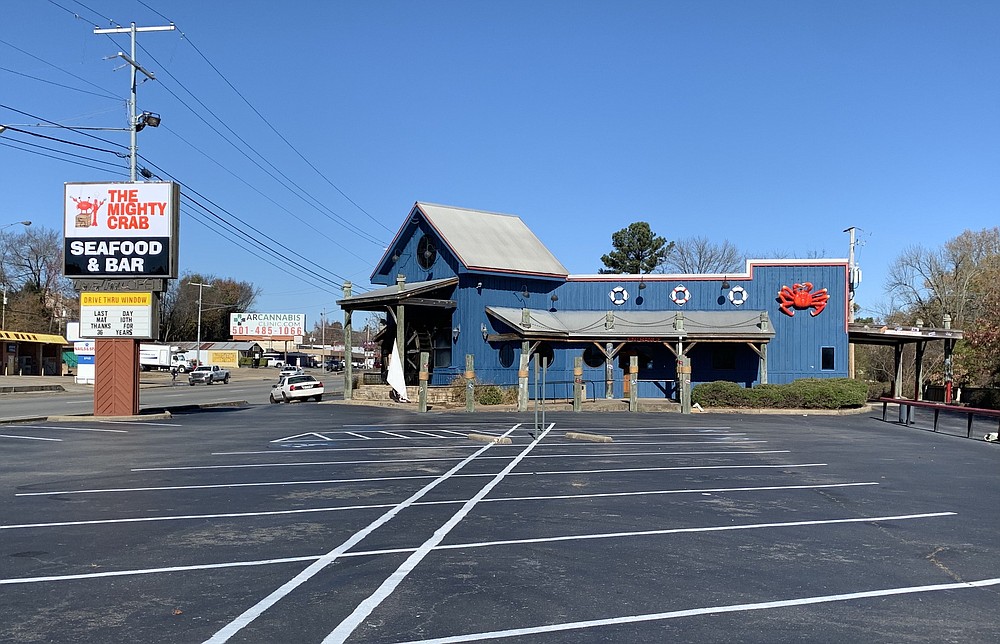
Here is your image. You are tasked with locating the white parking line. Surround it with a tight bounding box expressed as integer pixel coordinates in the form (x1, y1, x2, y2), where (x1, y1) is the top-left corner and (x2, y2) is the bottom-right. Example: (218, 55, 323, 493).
(0, 434, 62, 442)
(322, 423, 558, 643)
(0, 512, 956, 586)
(218, 441, 770, 456)
(132, 452, 793, 472)
(1, 478, 866, 531)
(379, 431, 410, 439)
(14, 425, 128, 433)
(344, 432, 372, 440)
(394, 574, 994, 644)
(203, 423, 525, 643)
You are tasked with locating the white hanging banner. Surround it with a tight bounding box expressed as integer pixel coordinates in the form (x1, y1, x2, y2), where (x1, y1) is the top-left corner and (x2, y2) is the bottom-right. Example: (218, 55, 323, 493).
(385, 340, 409, 402)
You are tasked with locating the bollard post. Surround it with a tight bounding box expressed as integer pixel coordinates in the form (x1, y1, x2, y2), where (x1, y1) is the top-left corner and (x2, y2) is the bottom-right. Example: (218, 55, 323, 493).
(573, 356, 583, 412)
(678, 355, 692, 414)
(418, 351, 429, 413)
(465, 354, 475, 413)
(629, 355, 638, 412)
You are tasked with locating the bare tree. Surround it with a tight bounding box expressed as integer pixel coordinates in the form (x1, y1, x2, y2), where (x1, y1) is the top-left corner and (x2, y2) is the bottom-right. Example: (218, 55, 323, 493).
(159, 273, 260, 342)
(0, 225, 75, 333)
(660, 236, 744, 274)
(884, 228, 1000, 327)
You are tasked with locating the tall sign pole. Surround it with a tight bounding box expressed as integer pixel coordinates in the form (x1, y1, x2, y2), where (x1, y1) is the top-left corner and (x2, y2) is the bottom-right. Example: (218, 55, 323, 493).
(844, 226, 859, 379)
(93, 22, 175, 181)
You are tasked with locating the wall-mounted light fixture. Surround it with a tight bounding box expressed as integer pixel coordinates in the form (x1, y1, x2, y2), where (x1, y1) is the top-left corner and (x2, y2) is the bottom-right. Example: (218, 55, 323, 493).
(481, 323, 489, 340)
(521, 285, 530, 298)
(452, 324, 461, 342)
(550, 293, 559, 303)
(721, 277, 730, 290)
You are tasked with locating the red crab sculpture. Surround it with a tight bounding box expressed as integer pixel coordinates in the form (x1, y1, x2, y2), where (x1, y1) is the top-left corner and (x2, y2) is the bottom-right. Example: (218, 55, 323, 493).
(777, 282, 829, 317)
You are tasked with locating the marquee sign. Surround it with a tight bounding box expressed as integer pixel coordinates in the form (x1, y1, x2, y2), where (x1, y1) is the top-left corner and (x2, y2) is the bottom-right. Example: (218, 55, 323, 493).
(63, 182, 180, 278)
(78, 291, 156, 339)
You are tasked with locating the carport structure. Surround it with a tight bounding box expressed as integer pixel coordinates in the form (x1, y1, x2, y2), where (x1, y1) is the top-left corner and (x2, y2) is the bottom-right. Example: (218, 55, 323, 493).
(848, 319, 963, 403)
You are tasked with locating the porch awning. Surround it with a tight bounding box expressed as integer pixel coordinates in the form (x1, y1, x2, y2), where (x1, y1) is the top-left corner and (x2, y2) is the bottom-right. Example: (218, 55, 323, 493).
(484, 307, 774, 343)
(0, 330, 69, 344)
(337, 277, 458, 312)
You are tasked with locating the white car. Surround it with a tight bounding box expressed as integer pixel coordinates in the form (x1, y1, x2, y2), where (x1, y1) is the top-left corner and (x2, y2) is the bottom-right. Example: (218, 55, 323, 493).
(278, 365, 304, 377)
(270, 374, 324, 403)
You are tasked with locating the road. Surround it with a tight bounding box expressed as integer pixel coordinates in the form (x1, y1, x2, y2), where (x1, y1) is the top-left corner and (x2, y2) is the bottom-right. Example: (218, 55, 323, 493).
(0, 368, 345, 421)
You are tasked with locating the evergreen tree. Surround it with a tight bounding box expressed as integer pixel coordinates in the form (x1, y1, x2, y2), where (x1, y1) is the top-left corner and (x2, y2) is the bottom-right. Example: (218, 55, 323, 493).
(599, 222, 673, 274)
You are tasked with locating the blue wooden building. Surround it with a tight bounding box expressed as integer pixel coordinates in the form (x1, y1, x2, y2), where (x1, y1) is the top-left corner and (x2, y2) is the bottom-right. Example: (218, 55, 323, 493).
(339, 202, 849, 399)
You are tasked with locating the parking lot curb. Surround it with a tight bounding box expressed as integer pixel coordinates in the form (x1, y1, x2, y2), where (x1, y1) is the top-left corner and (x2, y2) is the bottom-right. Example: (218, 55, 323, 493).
(565, 431, 613, 443)
(43, 412, 174, 422)
(468, 433, 513, 444)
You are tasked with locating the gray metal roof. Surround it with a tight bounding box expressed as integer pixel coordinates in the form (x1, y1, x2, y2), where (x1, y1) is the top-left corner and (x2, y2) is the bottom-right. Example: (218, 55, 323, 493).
(416, 203, 569, 277)
(485, 307, 775, 342)
(338, 277, 458, 310)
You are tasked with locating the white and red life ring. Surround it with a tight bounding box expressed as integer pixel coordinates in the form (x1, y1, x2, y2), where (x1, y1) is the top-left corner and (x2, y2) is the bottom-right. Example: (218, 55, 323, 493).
(670, 284, 690, 305)
(609, 286, 629, 306)
(728, 286, 747, 306)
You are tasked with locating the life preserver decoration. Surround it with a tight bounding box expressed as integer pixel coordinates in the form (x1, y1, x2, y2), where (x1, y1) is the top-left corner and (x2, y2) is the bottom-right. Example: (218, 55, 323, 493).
(728, 286, 747, 306)
(670, 284, 690, 305)
(609, 286, 629, 306)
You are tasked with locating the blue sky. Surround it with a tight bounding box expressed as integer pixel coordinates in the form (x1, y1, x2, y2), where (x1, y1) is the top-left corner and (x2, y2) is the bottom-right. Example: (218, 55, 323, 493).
(3, 1, 998, 333)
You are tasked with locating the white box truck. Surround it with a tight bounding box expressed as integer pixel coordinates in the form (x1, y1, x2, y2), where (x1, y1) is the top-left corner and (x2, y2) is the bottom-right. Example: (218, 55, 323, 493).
(139, 344, 192, 372)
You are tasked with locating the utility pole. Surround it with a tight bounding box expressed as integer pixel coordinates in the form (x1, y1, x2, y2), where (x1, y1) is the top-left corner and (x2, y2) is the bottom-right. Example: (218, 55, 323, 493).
(189, 281, 212, 365)
(321, 309, 326, 369)
(844, 227, 860, 379)
(94, 22, 174, 181)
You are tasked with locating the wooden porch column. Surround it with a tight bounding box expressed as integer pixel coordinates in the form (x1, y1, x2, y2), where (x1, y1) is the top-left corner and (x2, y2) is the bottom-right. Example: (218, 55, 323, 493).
(343, 281, 353, 400)
(914, 340, 926, 401)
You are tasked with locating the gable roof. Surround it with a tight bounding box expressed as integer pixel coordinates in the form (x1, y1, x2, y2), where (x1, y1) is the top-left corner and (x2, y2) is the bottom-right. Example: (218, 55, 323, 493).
(415, 202, 569, 278)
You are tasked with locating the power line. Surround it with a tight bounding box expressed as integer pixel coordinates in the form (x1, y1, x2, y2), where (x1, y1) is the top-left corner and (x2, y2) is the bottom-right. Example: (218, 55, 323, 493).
(0, 37, 121, 101)
(158, 124, 376, 264)
(0, 65, 121, 101)
(0, 104, 129, 150)
(0, 124, 128, 157)
(132, 2, 390, 235)
(0, 136, 127, 171)
(137, 44, 388, 248)
(0, 139, 125, 175)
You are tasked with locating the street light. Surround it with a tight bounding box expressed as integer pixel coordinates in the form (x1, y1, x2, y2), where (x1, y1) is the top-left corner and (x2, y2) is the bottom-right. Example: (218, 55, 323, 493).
(187, 281, 212, 366)
(1, 220, 31, 331)
(1, 220, 31, 232)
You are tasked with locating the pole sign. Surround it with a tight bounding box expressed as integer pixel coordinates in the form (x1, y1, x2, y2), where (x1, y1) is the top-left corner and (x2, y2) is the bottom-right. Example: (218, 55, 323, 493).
(64, 182, 180, 278)
(230, 313, 305, 339)
(79, 291, 156, 339)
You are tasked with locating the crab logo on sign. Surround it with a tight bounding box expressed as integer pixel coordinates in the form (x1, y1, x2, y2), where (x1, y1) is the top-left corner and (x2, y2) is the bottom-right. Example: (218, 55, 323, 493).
(70, 196, 107, 227)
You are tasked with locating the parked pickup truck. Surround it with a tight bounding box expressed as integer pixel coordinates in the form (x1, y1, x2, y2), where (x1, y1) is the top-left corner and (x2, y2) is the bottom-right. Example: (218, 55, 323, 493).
(188, 365, 231, 385)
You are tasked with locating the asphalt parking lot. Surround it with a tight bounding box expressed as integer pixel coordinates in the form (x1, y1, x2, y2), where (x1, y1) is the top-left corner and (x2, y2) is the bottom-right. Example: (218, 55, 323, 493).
(1, 404, 998, 643)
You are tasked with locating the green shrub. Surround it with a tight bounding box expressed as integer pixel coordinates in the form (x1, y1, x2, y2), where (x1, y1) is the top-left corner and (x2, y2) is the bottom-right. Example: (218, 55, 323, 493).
(690, 381, 746, 407)
(692, 378, 868, 409)
(475, 384, 518, 405)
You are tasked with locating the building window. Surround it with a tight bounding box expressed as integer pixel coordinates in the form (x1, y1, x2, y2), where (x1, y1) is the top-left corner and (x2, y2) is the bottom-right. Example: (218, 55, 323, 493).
(534, 343, 555, 368)
(432, 330, 451, 368)
(583, 345, 605, 368)
(821, 346, 835, 371)
(498, 343, 515, 368)
(712, 346, 736, 371)
(417, 235, 437, 269)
